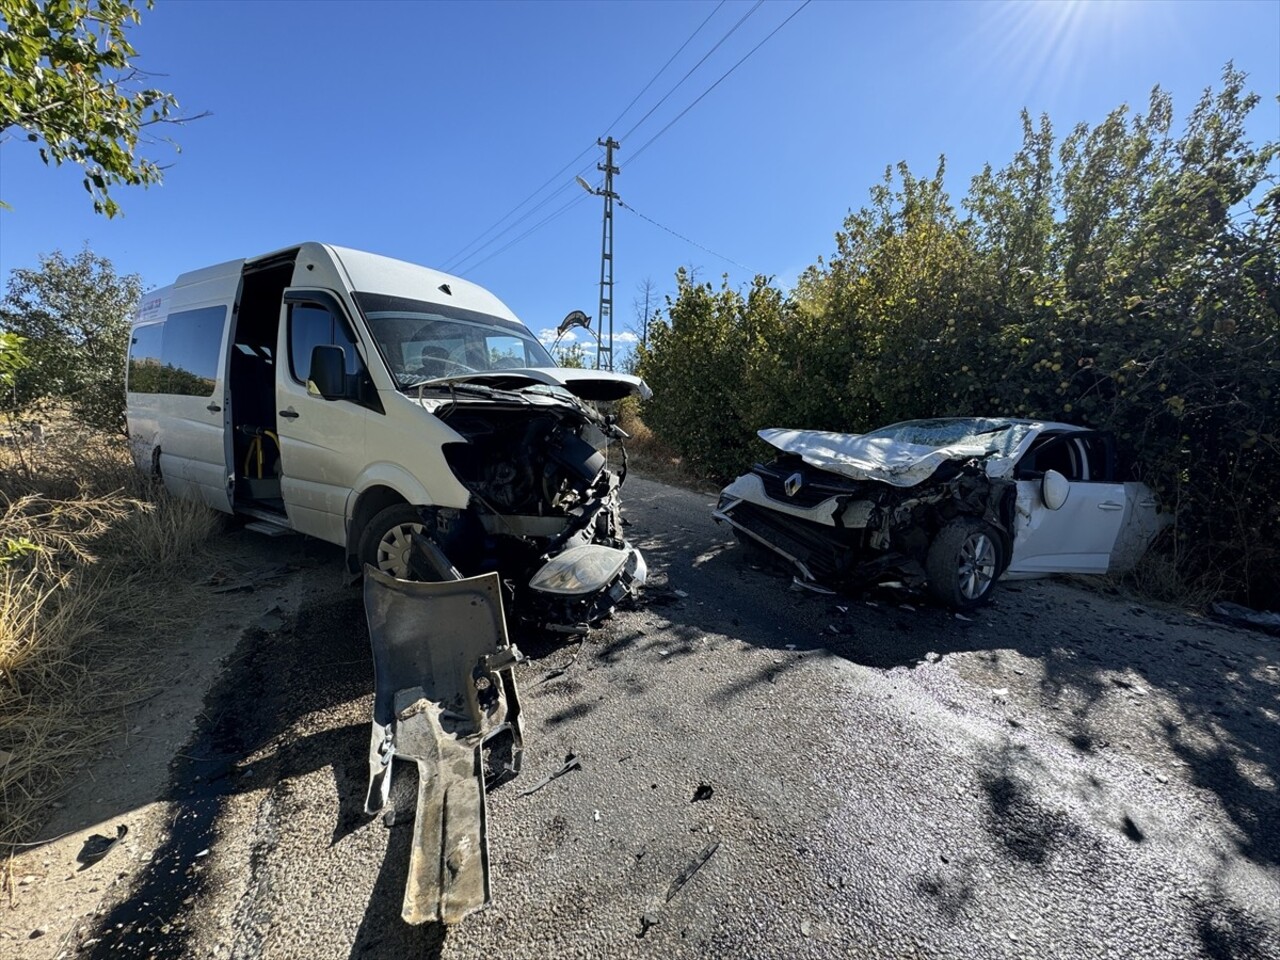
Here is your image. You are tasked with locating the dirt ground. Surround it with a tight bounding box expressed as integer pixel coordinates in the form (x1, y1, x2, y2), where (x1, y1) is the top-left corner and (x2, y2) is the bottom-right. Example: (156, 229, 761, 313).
(0, 527, 341, 957)
(2, 476, 1277, 959)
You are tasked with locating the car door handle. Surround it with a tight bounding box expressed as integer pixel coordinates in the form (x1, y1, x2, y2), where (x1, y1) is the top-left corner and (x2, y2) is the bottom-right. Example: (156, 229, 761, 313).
(1098, 501, 1124, 511)
(206, 402, 221, 413)
(279, 408, 300, 419)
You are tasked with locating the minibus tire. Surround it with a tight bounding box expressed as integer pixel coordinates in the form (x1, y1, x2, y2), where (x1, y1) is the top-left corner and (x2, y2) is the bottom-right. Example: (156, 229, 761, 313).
(358, 504, 427, 581)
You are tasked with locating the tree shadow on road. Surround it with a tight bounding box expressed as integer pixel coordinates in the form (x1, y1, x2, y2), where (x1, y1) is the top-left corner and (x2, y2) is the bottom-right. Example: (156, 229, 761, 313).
(349, 764, 448, 960)
(627, 507, 1280, 957)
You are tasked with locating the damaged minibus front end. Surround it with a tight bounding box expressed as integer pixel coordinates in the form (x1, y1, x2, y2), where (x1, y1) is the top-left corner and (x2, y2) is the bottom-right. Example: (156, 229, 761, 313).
(382, 370, 648, 633)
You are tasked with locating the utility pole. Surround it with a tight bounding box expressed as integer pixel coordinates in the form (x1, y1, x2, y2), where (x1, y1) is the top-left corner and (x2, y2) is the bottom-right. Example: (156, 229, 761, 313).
(594, 137, 619, 370)
(641, 279, 652, 351)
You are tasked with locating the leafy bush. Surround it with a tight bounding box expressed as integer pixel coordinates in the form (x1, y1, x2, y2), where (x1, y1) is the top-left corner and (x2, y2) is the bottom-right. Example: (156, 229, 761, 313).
(0, 247, 142, 432)
(638, 65, 1279, 605)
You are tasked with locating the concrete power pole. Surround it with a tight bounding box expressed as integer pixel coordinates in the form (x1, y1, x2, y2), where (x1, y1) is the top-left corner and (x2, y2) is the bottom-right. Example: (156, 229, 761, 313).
(594, 137, 619, 370)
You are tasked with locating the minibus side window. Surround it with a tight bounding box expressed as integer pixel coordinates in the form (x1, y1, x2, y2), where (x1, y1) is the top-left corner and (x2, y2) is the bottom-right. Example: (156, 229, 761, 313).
(128, 322, 166, 393)
(161, 306, 225, 396)
(288, 303, 364, 384)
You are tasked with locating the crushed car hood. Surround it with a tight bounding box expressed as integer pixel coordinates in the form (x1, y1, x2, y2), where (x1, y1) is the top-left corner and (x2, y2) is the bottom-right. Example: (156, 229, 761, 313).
(426, 367, 651, 402)
(758, 428, 1008, 488)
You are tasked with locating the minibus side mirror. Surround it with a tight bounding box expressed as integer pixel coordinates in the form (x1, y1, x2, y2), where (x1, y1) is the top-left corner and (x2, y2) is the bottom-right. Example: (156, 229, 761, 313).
(308, 345, 349, 400)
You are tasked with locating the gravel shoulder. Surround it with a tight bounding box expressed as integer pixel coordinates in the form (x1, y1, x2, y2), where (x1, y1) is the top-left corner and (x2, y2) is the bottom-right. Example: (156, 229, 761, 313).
(5, 476, 1278, 959)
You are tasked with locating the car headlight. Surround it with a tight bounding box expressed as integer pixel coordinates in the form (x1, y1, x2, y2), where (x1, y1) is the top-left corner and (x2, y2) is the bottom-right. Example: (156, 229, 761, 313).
(528, 544, 630, 596)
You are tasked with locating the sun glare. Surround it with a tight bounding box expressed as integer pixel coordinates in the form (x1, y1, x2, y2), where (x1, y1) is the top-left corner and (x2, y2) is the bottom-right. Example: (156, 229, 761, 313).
(972, 0, 1144, 104)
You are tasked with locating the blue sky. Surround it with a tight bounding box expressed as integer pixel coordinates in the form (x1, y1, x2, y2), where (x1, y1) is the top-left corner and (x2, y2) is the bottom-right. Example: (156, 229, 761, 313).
(1, 0, 1277, 361)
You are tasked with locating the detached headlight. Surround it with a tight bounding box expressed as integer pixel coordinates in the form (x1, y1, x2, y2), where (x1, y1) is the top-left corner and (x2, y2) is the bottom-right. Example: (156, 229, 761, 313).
(529, 544, 630, 596)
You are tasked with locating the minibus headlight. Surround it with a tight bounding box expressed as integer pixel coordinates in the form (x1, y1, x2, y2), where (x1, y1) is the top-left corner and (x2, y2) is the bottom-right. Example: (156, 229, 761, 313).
(528, 544, 630, 596)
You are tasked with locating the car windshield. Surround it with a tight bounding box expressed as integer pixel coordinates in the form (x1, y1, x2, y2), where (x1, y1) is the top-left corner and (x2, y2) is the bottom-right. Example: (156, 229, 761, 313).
(353, 292, 555, 389)
(861, 418, 1033, 457)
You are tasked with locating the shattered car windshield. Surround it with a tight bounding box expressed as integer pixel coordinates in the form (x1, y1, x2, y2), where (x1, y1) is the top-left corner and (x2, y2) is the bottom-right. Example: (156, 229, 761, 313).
(354, 292, 555, 389)
(861, 418, 1033, 456)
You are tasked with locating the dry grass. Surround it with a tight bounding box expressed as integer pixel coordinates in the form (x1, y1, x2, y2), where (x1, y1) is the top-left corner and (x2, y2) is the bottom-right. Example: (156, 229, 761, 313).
(1, 414, 219, 851)
(617, 404, 720, 494)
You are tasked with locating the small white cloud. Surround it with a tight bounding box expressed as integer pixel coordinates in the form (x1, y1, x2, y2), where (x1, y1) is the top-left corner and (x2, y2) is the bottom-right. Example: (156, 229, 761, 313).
(613, 331, 640, 344)
(539, 327, 580, 346)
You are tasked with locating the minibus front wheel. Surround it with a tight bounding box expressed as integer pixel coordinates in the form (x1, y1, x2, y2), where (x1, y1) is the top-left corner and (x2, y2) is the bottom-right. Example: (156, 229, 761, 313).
(358, 504, 427, 581)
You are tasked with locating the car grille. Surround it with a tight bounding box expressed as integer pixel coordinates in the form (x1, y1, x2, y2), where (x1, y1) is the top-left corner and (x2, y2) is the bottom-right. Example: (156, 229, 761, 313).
(752, 461, 863, 509)
(723, 501, 860, 581)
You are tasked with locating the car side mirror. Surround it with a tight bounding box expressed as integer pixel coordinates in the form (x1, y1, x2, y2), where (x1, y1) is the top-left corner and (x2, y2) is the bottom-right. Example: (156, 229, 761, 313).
(1042, 469, 1071, 511)
(308, 344, 348, 400)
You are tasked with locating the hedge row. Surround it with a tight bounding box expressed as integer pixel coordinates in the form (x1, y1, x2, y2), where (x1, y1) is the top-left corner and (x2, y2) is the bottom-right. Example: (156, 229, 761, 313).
(637, 66, 1279, 606)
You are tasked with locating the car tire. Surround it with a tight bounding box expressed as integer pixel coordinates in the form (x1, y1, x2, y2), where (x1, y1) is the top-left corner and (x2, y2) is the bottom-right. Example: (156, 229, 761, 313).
(357, 503, 427, 580)
(925, 519, 1004, 610)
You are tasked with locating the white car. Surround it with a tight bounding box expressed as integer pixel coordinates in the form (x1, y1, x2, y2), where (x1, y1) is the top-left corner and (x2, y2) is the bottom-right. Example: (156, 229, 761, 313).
(713, 418, 1163, 609)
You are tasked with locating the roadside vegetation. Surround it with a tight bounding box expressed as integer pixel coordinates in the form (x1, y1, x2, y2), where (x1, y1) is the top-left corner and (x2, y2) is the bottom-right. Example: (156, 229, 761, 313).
(616, 398, 717, 493)
(0, 256, 218, 853)
(636, 65, 1280, 607)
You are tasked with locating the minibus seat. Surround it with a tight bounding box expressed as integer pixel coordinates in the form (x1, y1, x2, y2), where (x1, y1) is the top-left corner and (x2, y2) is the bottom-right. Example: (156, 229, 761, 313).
(414, 346, 451, 378)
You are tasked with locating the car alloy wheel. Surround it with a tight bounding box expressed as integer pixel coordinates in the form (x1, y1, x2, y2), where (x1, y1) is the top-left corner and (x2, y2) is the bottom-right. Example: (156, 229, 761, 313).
(957, 531, 997, 601)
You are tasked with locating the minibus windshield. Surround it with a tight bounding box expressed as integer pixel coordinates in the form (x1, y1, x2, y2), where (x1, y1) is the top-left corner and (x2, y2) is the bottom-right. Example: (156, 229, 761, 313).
(354, 292, 556, 389)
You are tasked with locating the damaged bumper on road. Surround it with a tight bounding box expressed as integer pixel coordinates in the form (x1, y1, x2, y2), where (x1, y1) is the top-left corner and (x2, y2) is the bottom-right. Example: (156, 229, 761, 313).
(363, 566, 524, 925)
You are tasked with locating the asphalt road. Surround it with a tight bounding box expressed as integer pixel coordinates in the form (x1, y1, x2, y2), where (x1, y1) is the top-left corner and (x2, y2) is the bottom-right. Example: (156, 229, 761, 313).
(75, 476, 1280, 959)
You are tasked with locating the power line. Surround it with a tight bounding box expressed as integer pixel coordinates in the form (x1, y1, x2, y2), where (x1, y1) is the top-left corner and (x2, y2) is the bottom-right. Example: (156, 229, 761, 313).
(619, 0, 763, 143)
(440, 143, 596, 272)
(443, 0, 733, 275)
(463, 190, 594, 275)
(618, 199, 756, 273)
(448, 167, 589, 274)
(604, 0, 728, 134)
(630, 0, 812, 164)
(450, 0, 812, 277)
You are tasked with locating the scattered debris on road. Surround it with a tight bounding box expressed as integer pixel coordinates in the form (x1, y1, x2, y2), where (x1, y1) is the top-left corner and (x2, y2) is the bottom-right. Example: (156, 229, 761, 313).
(208, 563, 291, 594)
(76, 825, 127, 868)
(516, 753, 582, 798)
(691, 783, 714, 803)
(665, 840, 720, 902)
(538, 637, 587, 684)
(1211, 601, 1280, 637)
(637, 911, 661, 938)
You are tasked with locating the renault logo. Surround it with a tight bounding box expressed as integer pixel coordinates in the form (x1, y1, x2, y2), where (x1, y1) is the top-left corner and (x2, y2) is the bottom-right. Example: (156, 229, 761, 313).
(784, 472, 803, 497)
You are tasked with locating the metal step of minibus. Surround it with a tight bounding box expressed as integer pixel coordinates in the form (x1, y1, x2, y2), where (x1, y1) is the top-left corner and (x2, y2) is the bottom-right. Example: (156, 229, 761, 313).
(237, 506, 294, 537)
(243, 521, 294, 537)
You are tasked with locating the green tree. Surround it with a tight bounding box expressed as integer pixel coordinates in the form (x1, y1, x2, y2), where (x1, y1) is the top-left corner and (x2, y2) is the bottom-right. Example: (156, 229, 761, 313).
(641, 64, 1280, 604)
(0, 330, 26, 392)
(0, 0, 196, 217)
(0, 247, 142, 431)
(637, 269, 764, 478)
(555, 341, 588, 369)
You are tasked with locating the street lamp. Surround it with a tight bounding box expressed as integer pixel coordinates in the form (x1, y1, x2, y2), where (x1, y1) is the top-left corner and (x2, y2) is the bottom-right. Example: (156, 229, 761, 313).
(550, 309, 601, 363)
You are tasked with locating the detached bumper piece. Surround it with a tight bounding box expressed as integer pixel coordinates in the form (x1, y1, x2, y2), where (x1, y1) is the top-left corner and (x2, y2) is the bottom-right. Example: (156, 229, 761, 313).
(363, 566, 524, 925)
